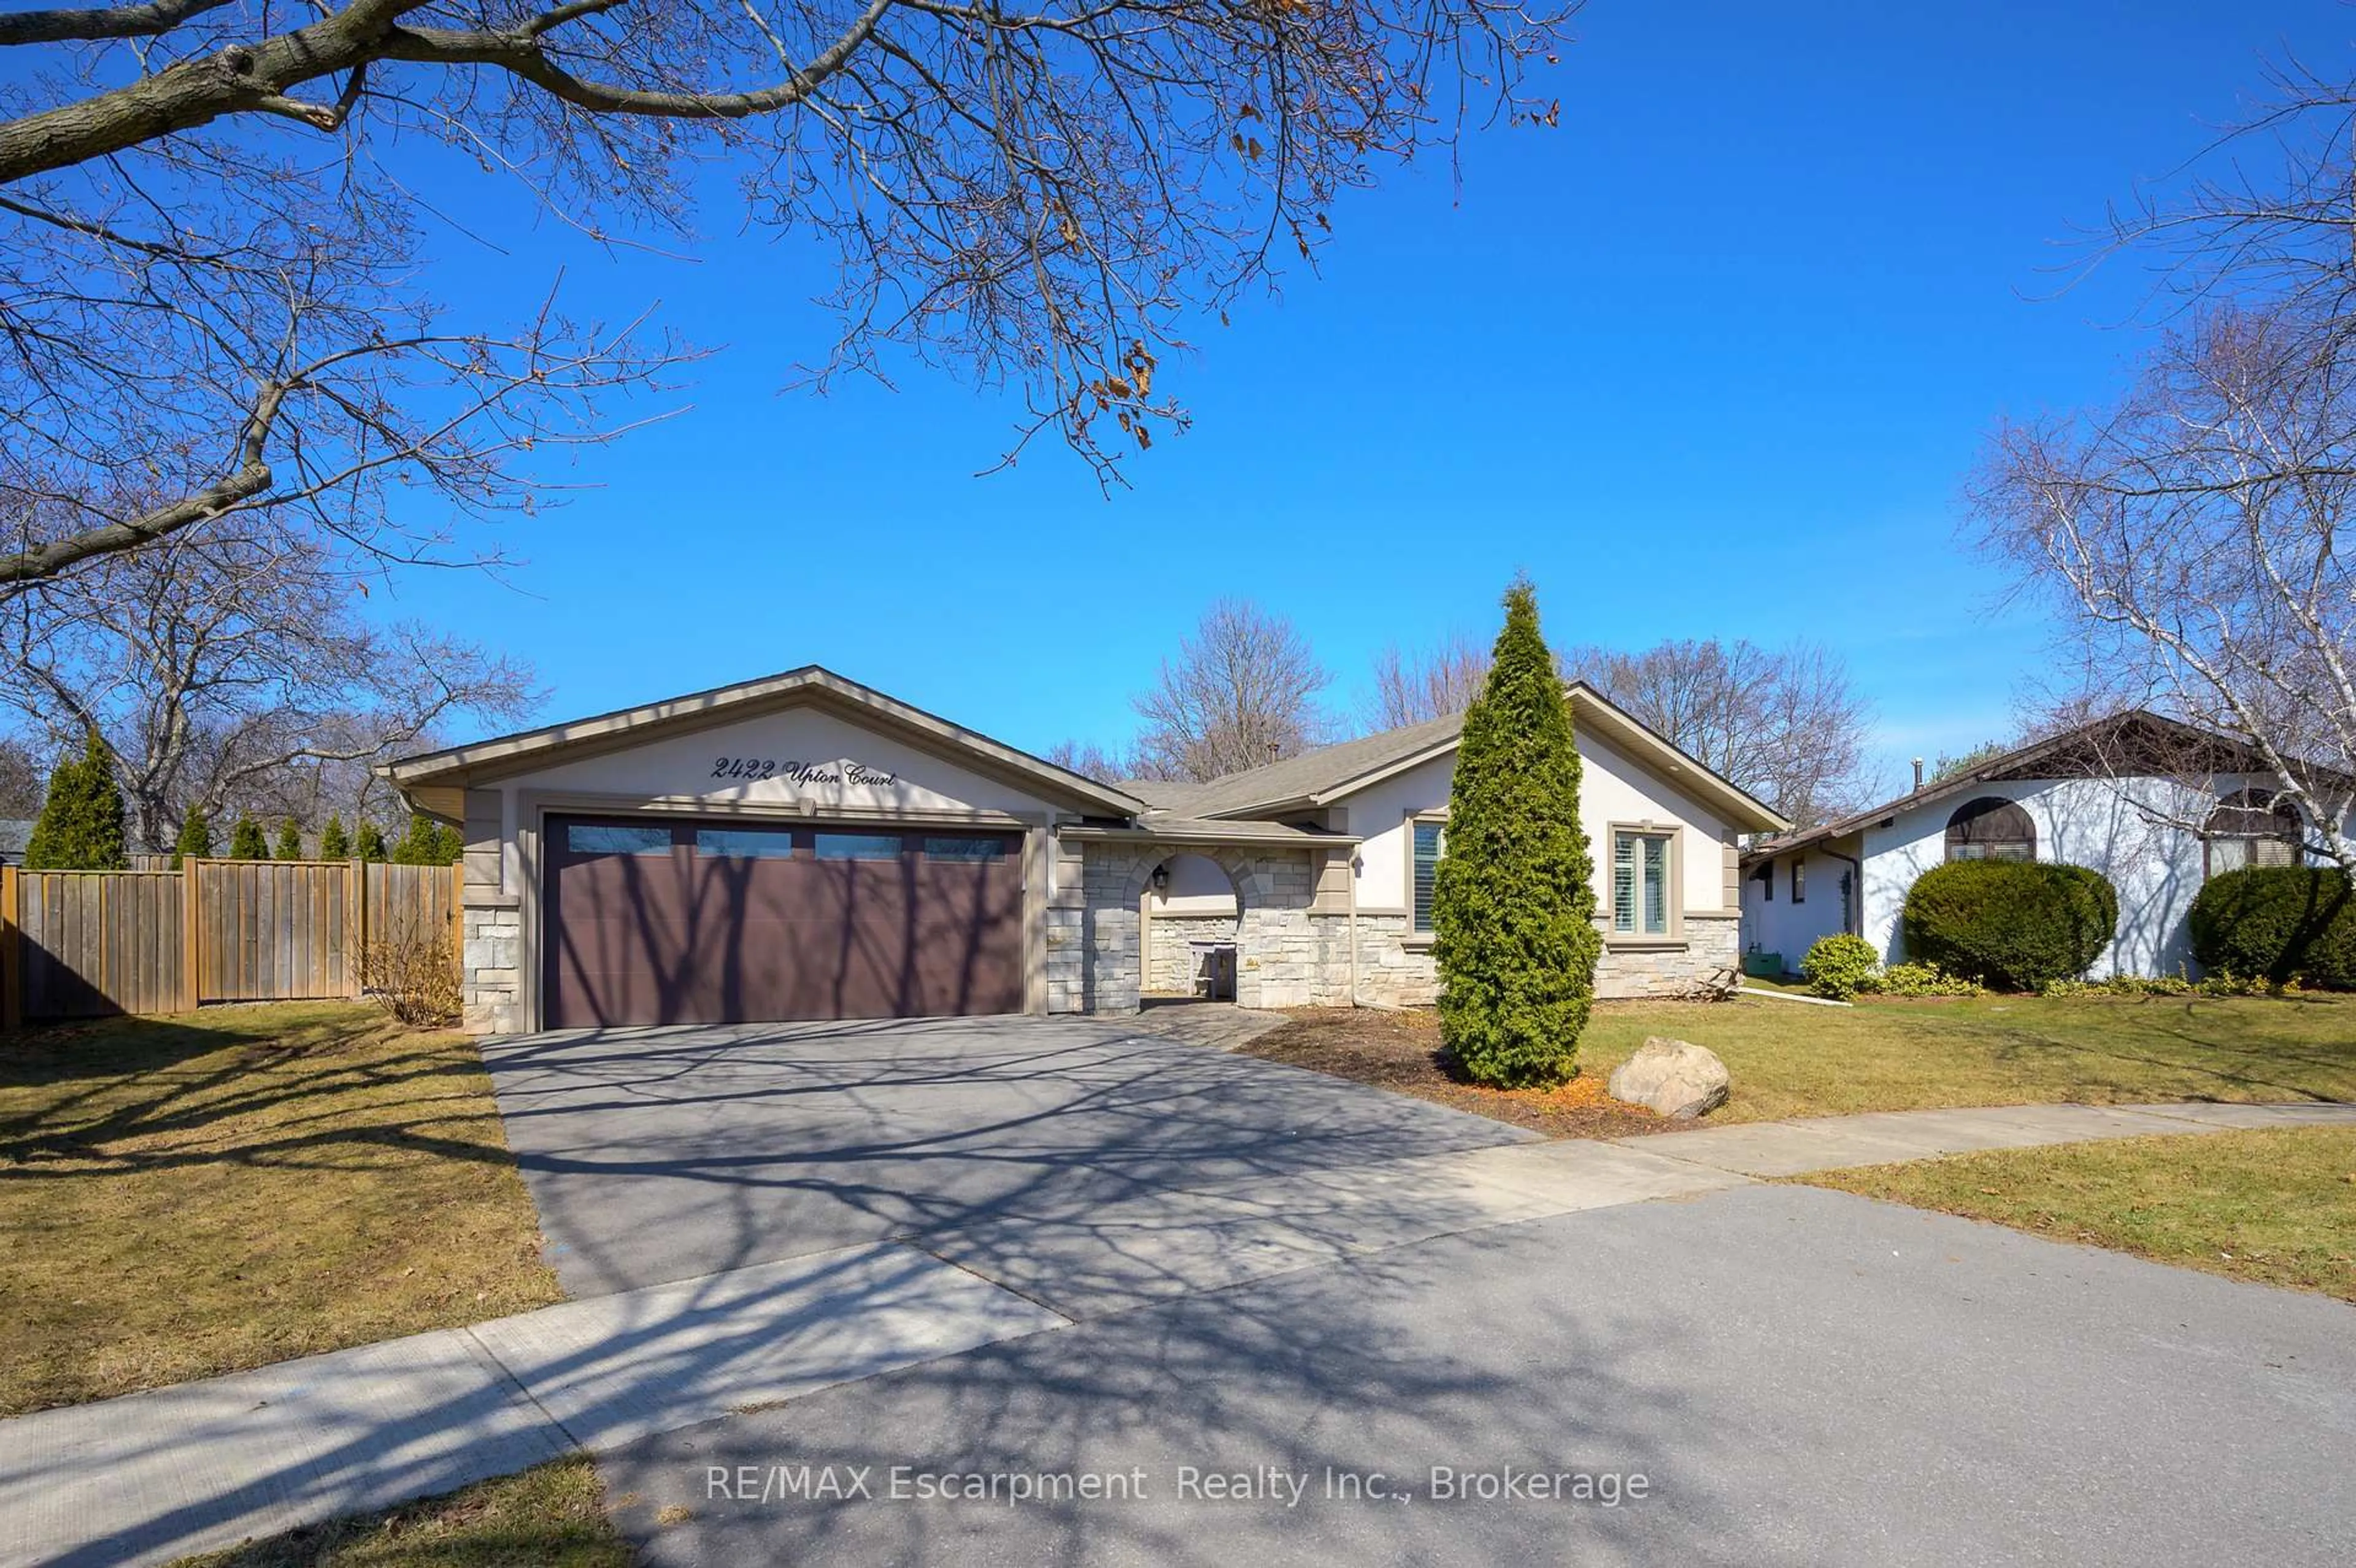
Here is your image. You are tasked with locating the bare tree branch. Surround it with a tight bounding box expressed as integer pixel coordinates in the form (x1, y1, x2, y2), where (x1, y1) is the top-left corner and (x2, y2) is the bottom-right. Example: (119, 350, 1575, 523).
(0, 0, 1577, 588)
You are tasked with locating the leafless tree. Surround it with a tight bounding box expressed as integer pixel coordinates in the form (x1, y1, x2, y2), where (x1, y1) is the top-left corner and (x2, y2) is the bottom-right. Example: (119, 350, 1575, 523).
(1042, 737, 1140, 786)
(0, 521, 535, 850)
(1562, 638, 1877, 830)
(0, 0, 1576, 593)
(1133, 598, 1334, 781)
(1973, 60, 2356, 869)
(1973, 302, 2356, 867)
(0, 736, 45, 818)
(1368, 632, 1491, 728)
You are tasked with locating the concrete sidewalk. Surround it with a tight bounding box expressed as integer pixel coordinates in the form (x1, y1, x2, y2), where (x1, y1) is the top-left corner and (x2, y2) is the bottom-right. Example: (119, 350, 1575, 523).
(6, 1098, 2352, 1566)
(1621, 1098, 2356, 1177)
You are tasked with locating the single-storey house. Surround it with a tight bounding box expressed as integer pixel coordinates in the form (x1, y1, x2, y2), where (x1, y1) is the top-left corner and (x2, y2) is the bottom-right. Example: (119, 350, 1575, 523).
(1741, 712, 2326, 980)
(383, 666, 1787, 1033)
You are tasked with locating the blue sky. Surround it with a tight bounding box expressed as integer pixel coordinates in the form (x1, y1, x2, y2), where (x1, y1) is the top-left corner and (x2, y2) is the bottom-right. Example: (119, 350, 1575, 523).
(370, 0, 2355, 796)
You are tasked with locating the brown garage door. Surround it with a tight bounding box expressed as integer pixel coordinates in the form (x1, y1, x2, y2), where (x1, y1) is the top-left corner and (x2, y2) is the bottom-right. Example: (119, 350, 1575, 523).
(542, 816, 1025, 1028)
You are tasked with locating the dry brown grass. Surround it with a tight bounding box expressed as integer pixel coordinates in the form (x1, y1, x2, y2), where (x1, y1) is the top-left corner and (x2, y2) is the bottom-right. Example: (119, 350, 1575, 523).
(1806, 1127, 2356, 1304)
(0, 1001, 560, 1416)
(174, 1455, 631, 1567)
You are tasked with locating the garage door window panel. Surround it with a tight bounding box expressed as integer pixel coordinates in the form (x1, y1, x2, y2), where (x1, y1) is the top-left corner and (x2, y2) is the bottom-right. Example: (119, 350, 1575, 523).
(567, 823, 674, 856)
(922, 836, 1007, 861)
(696, 826, 801, 859)
(815, 832, 906, 861)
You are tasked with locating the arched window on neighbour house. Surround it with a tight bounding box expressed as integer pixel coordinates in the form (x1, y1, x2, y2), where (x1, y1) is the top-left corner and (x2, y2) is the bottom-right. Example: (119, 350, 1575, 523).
(2203, 788, 2304, 877)
(1944, 797, 2036, 863)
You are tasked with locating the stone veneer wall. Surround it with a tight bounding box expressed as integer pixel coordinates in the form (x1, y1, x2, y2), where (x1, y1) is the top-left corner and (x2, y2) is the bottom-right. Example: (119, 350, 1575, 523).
(1066, 840, 1320, 1012)
(1145, 913, 1243, 994)
(1598, 913, 1742, 997)
(461, 899, 523, 1034)
(1050, 836, 1738, 1018)
(1311, 913, 1439, 1008)
(1188, 906, 1742, 1013)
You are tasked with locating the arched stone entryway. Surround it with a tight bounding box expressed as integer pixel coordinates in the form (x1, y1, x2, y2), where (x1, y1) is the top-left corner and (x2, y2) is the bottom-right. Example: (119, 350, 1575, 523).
(1076, 840, 1320, 1011)
(1141, 851, 1244, 999)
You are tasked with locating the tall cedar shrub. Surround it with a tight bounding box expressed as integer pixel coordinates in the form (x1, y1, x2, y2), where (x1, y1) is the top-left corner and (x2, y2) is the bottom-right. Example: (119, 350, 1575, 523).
(24, 730, 128, 870)
(318, 815, 351, 860)
(171, 803, 212, 868)
(228, 813, 268, 860)
(392, 813, 445, 865)
(274, 817, 304, 860)
(1901, 859, 2117, 991)
(1432, 578, 1600, 1087)
(2188, 866, 2356, 988)
(355, 821, 388, 863)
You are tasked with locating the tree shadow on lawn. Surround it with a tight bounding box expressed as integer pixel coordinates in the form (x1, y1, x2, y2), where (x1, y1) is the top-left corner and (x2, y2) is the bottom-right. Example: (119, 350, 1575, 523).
(0, 1005, 520, 1182)
(1964, 996, 2356, 1105)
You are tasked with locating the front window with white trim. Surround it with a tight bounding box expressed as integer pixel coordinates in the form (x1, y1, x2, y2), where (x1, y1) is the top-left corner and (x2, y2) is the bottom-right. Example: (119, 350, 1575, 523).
(1612, 830, 1674, 937)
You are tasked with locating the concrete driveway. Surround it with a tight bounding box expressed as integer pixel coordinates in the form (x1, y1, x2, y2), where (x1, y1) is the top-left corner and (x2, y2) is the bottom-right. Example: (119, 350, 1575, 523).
(482, 1014, 1534, 1296)
(598, 1182, 2356, 1567)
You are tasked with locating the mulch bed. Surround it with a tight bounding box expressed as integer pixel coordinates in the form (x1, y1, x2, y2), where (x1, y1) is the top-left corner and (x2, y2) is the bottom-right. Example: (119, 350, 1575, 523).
(1240, 1007, 1663, 1140)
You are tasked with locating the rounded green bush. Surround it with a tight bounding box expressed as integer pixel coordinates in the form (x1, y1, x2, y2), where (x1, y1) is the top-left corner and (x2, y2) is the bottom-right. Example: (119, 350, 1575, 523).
(1799, 932, 1880, 999)
(2187, 866, 2356, 989)
(1901, 859, 2118, 992)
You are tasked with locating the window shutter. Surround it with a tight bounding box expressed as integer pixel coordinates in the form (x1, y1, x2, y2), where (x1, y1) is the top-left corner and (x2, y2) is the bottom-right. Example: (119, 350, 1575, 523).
(1411, 820, 1444, 932)
(1613, 834, 1636, 932)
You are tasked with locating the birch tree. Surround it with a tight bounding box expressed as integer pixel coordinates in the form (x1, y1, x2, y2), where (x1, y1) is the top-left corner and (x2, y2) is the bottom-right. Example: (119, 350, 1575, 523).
(1975, 63, 2356, 869)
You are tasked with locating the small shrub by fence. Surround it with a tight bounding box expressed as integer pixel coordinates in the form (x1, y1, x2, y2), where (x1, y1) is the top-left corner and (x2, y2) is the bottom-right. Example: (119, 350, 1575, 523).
(0, 859, 461, 1024)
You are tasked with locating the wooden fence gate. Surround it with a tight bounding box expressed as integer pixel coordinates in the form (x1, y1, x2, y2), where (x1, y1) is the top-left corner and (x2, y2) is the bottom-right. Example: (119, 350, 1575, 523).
(0, 860, 463, 1025)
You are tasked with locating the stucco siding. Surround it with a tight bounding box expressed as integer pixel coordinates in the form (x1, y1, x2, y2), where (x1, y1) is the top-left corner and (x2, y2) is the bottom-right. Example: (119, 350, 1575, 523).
(1859, 775, 2268, 978)
(1739, 838, 1861, 975)
(1341, 731, 1740, 925)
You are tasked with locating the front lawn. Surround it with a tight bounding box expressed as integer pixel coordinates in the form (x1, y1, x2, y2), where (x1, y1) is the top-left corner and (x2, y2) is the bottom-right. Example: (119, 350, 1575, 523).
(0, 1002, 561, 1416)
(1246, 992, 2356, 1129)
(175, 1455, 633, 1568)
(1802, 1127, 2356, 1304)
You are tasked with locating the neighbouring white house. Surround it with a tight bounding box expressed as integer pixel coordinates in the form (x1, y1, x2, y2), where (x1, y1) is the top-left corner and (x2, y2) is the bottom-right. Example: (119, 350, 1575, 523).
(381, 665, 1787, 1033)
(1739, 712, 2325, 980)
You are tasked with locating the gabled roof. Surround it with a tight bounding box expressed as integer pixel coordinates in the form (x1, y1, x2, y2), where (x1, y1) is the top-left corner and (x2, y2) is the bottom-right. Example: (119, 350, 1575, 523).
(1741, 710, 2297, 864)
(1123, 684, 1790, 834)
(382, 665, 1147, 817)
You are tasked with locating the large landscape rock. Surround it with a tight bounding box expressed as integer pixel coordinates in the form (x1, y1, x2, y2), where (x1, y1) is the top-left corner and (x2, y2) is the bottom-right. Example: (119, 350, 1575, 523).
(1607, 1036, 1730, 1120)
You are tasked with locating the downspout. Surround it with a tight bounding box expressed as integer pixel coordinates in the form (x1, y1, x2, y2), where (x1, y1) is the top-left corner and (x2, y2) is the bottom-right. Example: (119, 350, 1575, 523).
(1347, 847, 1360, 1008)
(1819, 844, 1865, 938)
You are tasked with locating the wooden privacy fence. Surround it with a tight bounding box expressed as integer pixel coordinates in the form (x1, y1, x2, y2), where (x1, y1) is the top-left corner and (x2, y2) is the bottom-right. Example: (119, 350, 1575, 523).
(0, 860, 463, 1025)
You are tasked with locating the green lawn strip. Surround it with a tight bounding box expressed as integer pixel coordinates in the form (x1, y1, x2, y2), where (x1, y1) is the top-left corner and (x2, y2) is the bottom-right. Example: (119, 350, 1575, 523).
(172, 1455, 633, 1568)
(1576, 993, 2356, 1123)
(1800, 1126, 2356, 1304)
(0, 1001, 562, 1416)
